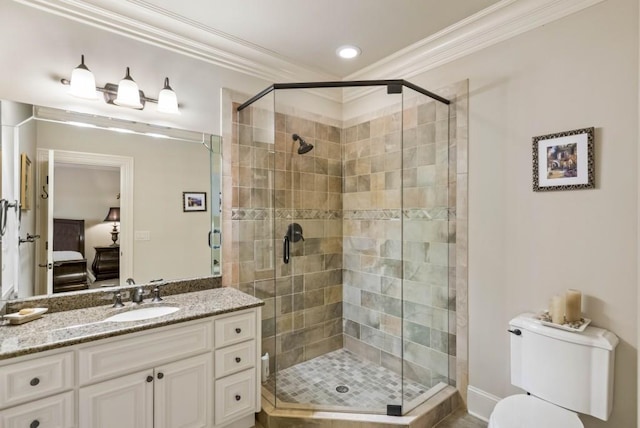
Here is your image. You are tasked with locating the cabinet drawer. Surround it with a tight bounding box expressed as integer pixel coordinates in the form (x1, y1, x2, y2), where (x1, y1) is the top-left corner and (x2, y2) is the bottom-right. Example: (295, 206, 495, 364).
(0, 391, 74, 428)
(214, 369, 256, 426)
(214, 340, 255, 379)
(214, 310, 255, 348)
(0, 352, 74, 409)
(79, 320, 212, 385)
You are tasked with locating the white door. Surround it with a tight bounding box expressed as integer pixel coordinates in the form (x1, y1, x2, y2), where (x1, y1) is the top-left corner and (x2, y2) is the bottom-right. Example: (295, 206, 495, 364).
(45, 149, 54, 294)
(154, 353, 212, 428)
(79, 369, 154, 428)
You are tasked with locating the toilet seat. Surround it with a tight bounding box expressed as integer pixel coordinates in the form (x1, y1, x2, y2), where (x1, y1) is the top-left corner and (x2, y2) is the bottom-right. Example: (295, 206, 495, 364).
(488, 394, 583, 428)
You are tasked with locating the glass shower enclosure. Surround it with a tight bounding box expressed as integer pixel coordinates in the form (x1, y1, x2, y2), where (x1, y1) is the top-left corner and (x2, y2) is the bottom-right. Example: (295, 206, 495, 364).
(232, 80, 454, 415)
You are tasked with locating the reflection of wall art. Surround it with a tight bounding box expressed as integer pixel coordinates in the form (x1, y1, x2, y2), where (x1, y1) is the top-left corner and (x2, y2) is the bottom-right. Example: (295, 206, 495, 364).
(183, 191, 207, 212)
(20, 153, 32, 210)
(532, 127, 594, 191)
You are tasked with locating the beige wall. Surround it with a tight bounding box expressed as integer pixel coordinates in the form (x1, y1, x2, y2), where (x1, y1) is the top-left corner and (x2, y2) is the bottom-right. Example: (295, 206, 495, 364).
(408, 0, 638, 426)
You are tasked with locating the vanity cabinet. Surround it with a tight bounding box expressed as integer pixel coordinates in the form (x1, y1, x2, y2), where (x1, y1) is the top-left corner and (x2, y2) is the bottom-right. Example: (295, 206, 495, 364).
(79, 354, 211, 428)
(212, 310, 257, 426)
(0, 352, 75, 428)
(0, 306, 261, 428)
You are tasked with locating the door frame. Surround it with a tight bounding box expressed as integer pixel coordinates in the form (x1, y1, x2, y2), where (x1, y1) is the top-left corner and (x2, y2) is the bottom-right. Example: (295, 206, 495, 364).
(36, 149, 133, 292)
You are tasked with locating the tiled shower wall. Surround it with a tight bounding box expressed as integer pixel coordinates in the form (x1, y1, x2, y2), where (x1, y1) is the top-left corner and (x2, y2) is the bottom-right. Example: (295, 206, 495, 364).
(341, 96, 456, 388)
(231, 103, 344, 374)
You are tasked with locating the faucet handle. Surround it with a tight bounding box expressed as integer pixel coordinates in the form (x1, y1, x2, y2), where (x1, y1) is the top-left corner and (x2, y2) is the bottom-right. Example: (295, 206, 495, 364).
(111, 290, 124, 308)
(150, 279, 165, 303)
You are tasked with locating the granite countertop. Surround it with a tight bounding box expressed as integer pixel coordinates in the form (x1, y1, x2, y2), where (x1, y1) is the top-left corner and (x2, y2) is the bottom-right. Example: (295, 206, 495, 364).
(0, 287, 264, 360)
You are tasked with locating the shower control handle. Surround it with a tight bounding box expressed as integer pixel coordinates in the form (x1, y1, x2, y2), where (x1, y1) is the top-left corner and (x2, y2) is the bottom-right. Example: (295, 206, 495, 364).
(283, 235, 290, 264)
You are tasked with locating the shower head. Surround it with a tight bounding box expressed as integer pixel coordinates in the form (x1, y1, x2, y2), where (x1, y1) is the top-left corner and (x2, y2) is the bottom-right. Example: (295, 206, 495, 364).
(292, 133, 314, 155)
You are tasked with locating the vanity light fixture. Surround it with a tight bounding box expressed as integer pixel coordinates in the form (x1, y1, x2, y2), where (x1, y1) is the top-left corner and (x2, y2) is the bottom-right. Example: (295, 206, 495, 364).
(61, 55, 181, 115)
(68, 55, 98, 100)
(157, 78, 180, 115)
(113, 67, 143, 109)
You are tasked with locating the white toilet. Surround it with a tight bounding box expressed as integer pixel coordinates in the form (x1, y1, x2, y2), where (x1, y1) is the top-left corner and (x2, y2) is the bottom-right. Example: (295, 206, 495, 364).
(488, 313, 618, 428)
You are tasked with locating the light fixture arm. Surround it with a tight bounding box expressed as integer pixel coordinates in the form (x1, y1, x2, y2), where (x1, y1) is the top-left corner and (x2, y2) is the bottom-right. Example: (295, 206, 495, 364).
(60, 78, 159, 105)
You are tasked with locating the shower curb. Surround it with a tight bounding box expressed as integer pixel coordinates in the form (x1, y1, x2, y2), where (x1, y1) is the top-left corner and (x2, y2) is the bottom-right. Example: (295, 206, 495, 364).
(257, 385, 461, 428)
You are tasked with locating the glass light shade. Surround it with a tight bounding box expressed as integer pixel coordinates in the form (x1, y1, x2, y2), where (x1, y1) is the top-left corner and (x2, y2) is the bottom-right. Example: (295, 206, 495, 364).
(68, 55, 97, 100)
(103, 207, 120, 222)
(157, 77, 180, 115)
(114, 67, 143, 109)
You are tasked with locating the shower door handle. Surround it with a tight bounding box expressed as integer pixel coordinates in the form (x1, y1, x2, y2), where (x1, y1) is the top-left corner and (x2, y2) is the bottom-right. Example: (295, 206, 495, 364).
(283, 235, 290, 264)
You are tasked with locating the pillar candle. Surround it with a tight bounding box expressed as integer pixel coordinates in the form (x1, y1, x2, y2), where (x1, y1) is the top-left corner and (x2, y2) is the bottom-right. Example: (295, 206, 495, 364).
(549, 295, 565, 324)
(565, 289, 582, 322)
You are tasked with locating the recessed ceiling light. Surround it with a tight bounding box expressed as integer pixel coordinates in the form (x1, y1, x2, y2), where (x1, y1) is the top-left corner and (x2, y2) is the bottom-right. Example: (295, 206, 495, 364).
(336, 45, 361, 59)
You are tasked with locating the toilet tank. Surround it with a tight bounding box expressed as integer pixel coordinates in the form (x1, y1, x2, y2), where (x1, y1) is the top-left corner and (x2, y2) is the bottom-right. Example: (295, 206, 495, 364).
(509, 313, 618, 421)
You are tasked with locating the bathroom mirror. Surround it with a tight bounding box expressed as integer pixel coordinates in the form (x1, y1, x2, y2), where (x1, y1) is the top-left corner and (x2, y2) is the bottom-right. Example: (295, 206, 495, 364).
(0, 101, 221, 300)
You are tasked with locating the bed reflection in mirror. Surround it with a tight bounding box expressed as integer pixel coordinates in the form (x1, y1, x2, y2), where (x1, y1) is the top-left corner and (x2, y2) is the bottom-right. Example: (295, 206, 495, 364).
(52, 219, 88, 293)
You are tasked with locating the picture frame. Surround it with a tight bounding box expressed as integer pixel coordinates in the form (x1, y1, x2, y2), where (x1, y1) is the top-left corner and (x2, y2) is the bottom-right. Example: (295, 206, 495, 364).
(183, 191, 207, 212)
(20, 153, 32, 210)
(532, 127, 594, 192)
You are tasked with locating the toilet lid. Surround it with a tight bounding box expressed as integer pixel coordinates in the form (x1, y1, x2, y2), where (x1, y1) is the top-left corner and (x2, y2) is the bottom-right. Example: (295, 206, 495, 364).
(489, 395, 583, 428)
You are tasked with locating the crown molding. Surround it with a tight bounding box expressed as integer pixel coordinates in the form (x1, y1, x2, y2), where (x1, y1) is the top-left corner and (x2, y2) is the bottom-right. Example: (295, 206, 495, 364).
(14, 0, 342, 101)
(342, 0, 606, 102)
(16, 0, 605, 105)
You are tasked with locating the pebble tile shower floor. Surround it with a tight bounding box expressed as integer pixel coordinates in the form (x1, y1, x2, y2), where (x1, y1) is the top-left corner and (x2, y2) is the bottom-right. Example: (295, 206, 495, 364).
(264, 348, 430, 409)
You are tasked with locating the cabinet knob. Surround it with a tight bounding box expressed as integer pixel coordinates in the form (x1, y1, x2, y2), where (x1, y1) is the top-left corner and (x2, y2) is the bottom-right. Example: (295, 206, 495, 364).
(30, 420, 40, 428)
(235, 357, 241, 363)
(235, 394, 241, 401)
(157, 372, 164, 379)
(146, 376, 153, 383)
(30, 377, 40, 386)
(235, 327, 242, 334)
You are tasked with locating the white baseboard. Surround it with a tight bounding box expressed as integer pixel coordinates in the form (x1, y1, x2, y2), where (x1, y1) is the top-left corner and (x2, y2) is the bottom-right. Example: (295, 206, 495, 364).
(467, 385, 501, 422)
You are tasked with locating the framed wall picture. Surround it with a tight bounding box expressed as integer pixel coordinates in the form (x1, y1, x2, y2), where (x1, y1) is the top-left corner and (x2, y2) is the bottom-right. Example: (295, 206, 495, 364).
(183, 191, 207, 212)
(20, 153, 32, 210)
(532, 127, 594, 191)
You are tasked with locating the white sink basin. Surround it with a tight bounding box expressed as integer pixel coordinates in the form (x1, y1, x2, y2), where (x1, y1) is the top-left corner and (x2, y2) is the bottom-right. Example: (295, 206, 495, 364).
(104, 306, 180, 322)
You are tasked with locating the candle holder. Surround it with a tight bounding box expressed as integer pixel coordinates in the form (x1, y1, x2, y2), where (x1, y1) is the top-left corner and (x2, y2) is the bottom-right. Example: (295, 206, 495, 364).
(537, 311, 591, 332)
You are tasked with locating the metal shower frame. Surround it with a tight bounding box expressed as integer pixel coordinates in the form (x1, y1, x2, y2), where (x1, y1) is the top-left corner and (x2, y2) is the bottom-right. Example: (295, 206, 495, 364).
(236, 79, 451, 111)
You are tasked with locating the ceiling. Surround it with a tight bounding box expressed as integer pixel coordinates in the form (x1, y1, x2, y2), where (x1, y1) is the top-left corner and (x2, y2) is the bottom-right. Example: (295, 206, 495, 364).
(36, 0, 502, 80)
(140, 0, 502, 78)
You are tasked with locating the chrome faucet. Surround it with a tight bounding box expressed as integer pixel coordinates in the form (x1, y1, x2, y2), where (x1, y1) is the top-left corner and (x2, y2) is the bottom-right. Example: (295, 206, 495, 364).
(132, 286, 145, 304)
(126, 278, 136, 285)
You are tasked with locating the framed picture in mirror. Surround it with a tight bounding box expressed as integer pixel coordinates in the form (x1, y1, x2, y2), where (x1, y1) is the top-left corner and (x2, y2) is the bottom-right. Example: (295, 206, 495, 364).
(20, 153, 32, 210)
(183, 191, 207, 212)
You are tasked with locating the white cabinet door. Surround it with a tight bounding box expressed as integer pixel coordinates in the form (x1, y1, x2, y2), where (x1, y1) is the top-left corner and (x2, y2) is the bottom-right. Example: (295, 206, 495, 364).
(0, 391, 74, 428)
(79, 369, 153, 428)
(154, 353, 212, 428)
(214, 369, 255, 427)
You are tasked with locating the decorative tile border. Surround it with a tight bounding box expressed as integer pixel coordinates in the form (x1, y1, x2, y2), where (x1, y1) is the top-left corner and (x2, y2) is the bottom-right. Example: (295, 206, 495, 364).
(344, 208, 455, 221)
(343, 209, 401, 220)
(231, 208, 342, 220)
(232, 208, 456, 221)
